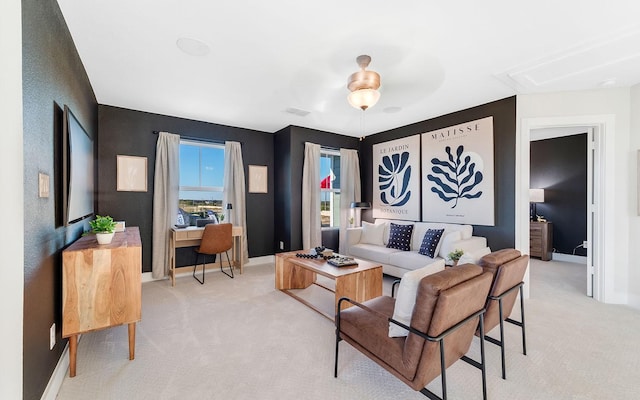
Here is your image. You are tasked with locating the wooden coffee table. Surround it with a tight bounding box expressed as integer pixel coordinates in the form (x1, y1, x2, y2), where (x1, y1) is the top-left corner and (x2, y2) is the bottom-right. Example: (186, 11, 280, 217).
(275, 251, 383, 321)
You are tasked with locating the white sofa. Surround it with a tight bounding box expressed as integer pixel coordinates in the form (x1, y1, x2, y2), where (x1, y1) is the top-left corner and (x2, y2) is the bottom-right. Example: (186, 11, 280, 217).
(345, 218, 489, 278)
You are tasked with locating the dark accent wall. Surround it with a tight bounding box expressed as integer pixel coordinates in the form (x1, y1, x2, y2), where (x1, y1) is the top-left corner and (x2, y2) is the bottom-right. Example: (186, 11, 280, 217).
(98, 106, 276, 272)
(273, 126, 360, 252)
(22, 0, 98, 398)
(531, 134, 587, 255)
(361, 97, 517, 250)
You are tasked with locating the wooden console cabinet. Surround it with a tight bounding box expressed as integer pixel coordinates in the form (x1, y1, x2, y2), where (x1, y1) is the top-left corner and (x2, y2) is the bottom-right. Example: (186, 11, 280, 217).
(62, 227, 142, 377)
(530, 221, 553, 261)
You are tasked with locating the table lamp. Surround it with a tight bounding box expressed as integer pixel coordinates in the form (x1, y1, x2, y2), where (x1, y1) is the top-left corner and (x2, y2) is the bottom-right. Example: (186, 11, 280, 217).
(529, 189, 545, 221)
(350, 202, 371, 227)
(226, 203, 233, 225)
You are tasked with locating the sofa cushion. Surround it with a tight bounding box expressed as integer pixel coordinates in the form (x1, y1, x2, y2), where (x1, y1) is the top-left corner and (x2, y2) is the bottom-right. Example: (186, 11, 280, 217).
(438, 230, 463, 260)
(392, 252, 446, 273)
(418, 229, 444, 258)
(360, 221, 385, 246)
(458, 246, 491, 265)
(387, 223, 414, 251)
(389, 262, 445, 337)
(348, 243, 401, 265)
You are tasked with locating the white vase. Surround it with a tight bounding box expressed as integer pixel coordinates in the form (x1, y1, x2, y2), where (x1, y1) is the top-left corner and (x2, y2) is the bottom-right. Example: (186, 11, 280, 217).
(96, 232, 115, 245)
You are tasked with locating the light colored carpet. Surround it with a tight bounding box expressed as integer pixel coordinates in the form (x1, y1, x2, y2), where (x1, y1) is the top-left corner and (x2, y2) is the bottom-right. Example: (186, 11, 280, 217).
(56, 259, 640, 399)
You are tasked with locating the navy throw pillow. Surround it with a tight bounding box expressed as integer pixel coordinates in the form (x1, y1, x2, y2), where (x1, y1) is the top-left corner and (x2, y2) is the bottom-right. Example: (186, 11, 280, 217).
(419, 228, 445, 258)
(386, 223, 414, 251)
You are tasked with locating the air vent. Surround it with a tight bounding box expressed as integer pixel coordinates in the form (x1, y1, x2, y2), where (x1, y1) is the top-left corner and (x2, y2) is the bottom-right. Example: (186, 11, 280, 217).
(284, 107, 310, 117)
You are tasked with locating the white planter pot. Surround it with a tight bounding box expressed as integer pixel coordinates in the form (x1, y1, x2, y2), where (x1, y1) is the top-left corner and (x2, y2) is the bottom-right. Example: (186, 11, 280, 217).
(96, 232, 115, 245)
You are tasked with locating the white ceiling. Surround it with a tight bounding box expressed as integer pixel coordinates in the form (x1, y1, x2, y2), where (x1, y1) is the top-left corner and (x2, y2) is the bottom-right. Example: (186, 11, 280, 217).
(57, 0, 640, 138)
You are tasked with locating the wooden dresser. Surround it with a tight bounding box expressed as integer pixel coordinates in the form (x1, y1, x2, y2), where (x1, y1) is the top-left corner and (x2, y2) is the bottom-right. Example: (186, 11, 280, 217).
(62, 227, 142, 377)
(530, 221, 553, 261)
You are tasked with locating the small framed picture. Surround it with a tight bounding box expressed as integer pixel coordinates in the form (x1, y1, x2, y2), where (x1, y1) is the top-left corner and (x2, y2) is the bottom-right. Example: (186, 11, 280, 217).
(117, 155, 148, 192)
(248, 165, 268, 193)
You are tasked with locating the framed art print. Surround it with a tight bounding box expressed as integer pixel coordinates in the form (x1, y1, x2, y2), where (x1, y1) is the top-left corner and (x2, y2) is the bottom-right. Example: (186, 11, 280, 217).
(117, 155, 148, 192)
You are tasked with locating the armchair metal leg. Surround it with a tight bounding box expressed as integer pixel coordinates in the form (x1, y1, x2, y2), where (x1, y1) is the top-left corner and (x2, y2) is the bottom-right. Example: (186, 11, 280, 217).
(334, 309, 342, 378)
(193, 254, 205, 284)
(504, 285, 527, 356)
(485, 285, 527, 380)
(220, 250, 234, 278)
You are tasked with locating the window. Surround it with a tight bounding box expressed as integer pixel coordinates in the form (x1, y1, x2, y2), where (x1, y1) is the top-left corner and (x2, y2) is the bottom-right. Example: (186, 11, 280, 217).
(179, 140, 225, 220)
(320, 149, 340, 228)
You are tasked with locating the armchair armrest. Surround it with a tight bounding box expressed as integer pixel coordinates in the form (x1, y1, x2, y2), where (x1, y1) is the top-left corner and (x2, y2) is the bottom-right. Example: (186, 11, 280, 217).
(336, 296, 390, 323)
(391, 279, 401, 298)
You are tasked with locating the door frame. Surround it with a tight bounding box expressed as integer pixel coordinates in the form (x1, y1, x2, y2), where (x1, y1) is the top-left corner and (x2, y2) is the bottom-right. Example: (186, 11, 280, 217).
(517, 114, 615, 302)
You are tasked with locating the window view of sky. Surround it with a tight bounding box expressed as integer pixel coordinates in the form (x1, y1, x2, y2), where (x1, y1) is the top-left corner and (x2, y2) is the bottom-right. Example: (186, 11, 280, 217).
(179, 143, 224, 201)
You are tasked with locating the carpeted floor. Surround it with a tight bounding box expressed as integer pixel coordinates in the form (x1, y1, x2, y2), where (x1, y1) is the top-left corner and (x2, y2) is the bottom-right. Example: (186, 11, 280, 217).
(56, 259, 640, 399)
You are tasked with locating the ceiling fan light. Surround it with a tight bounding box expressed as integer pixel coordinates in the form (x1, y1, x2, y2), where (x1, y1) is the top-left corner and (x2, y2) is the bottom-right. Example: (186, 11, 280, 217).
(348, 88, 380, 110)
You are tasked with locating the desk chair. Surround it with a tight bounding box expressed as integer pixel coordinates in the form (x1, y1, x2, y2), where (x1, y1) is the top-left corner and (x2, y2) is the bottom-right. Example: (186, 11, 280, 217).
(193, 223, 234, 284)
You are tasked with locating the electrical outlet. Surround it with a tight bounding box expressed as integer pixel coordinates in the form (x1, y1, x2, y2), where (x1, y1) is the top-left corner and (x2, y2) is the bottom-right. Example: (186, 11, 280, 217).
(583, 241, 588, 249)
(279, 241, 284, 250)
(49, 323, 55, 350)
(39, 172, 50, 198)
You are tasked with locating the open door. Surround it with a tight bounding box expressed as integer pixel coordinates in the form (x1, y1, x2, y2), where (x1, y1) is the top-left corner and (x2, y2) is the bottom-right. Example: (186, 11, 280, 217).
(586, 128, 595, 297)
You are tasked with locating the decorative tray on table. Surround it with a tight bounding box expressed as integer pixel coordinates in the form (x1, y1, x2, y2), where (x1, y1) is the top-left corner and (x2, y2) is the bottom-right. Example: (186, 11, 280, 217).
(327, 256, 358, 267)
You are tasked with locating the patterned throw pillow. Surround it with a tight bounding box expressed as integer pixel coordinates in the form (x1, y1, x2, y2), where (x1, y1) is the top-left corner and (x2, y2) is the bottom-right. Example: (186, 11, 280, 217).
(419, 228, 445, 258)
(386, 223, 414, 251)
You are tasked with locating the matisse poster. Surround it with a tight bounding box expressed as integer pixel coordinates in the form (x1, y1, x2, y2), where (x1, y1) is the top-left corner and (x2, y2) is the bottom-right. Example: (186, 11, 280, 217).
(373, 135, 420, 221)
(421, 116, 495, 226)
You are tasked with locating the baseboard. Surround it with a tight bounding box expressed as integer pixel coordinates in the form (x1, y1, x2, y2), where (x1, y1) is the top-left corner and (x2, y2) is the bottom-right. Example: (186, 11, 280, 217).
(141, 254, 275, 283)
(40, 340, 71, 400)
(551, 253, 587, 264)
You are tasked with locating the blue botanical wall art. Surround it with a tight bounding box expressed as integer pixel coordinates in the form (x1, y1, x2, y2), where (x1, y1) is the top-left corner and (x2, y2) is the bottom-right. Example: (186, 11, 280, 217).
(421, 117, 495, 226)
(427, 145, 483, 207)
(373, 135, 420, 221)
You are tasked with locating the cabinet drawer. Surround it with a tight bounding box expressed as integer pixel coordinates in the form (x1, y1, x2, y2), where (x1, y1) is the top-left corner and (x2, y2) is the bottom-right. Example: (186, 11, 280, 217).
(530, 226, 543, 235)
(175, 229, 204, 240)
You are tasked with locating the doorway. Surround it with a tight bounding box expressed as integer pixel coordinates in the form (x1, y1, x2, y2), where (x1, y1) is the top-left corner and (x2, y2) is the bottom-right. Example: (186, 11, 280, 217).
(529, 127, 591, 296)
(518, 115, 615, 303)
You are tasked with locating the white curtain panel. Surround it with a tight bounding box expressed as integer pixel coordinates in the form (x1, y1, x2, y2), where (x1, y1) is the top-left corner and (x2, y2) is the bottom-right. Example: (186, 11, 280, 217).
(339, 148, 361, 254)
(152, 132, 180, 279)
(302, 142, 321, 249)
(223, 141, 249, 263)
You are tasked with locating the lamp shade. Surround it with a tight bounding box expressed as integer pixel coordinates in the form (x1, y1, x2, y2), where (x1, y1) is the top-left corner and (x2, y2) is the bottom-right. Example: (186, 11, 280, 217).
(347, 88, 380, 110)
(350, 202, 371, 209)
(529, 189, 545, 203)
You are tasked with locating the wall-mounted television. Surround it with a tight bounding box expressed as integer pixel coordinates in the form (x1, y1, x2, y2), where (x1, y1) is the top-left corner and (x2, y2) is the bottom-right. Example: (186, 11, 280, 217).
(62, 105, 94, 225)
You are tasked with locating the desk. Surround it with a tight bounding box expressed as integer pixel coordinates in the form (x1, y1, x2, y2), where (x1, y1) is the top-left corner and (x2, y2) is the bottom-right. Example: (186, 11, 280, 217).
(62, 227, 141, 377)
(169, 225, 244, 286)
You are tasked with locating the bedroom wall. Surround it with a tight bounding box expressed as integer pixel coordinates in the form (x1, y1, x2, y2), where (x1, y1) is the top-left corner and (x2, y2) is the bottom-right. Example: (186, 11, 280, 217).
(360, 96, 517, 251)
(273, 126, 360, 252)
(530, 134, 588, 255)
(21, 0, 98, 398)
(98, 105, 276, 272)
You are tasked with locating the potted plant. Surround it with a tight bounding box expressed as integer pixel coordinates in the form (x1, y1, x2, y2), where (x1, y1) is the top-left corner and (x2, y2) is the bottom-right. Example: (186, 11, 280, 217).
(447, 249, 464, 267)
(90, 215, 117, 244)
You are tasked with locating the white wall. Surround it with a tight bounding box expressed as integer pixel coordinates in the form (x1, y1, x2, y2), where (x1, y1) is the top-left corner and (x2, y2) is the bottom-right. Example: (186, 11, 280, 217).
(0, 0, 24, 398)
(629, 84, 640, 309)
(517, 88, 632, 305)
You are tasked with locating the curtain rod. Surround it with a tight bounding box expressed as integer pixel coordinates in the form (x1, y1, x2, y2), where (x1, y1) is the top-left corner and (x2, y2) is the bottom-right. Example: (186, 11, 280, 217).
(152, 130, 242, 146)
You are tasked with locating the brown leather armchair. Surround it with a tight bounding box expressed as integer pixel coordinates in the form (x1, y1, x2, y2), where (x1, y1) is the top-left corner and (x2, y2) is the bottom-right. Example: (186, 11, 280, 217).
(193, 223, 234, 283)
(476, 248, 529, 379)
(335, 264, 493, 400)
